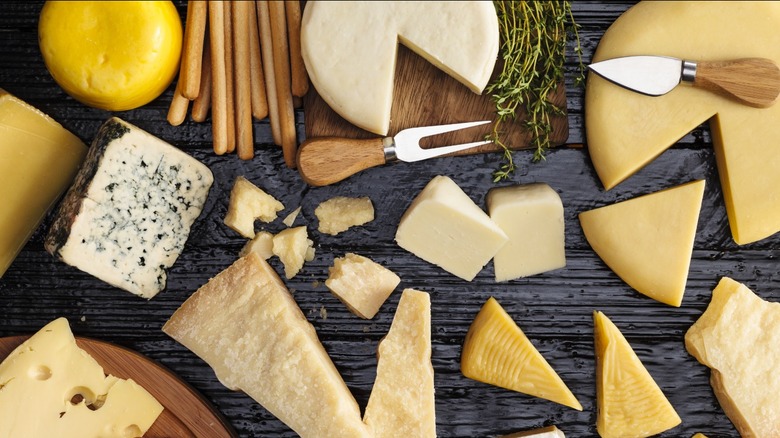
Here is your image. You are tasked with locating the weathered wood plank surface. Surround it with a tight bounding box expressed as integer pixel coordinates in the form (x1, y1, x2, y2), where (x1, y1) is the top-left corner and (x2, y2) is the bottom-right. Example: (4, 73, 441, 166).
(2, 1, 778, 437)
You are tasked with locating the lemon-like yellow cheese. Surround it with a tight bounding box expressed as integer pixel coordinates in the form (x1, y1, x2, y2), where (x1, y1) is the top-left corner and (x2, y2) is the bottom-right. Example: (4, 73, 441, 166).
(579, 180, 705, 307)
(594, 311, 681, 438)
(38, 1, 182, 111)
(585, 1, 780, 244)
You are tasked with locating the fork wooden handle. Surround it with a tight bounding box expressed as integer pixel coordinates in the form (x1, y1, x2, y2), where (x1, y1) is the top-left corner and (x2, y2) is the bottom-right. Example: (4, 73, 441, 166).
(695, 58, 780, 108)
(297, 137, 387, 186)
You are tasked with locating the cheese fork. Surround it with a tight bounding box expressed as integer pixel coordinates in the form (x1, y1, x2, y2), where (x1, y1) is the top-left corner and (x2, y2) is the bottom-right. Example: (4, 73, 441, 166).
(296, 120, 493, 186)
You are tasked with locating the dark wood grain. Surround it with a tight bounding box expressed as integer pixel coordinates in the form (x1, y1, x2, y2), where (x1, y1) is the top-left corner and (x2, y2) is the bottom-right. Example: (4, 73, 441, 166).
(1, 1, 777, 437)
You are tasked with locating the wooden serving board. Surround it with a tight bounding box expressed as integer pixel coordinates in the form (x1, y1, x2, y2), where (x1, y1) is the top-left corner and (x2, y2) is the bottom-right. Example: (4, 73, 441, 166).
(0, 336, 236, 438)
(303, 44, 569, 153)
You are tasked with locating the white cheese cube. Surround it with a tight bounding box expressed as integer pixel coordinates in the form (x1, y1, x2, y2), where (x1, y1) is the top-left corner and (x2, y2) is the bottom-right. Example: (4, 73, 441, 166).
(272, 226, 315, 279)
(224, 176, 284, 238)
(325, 253, 400, 319)
(315, 196, 374, 235)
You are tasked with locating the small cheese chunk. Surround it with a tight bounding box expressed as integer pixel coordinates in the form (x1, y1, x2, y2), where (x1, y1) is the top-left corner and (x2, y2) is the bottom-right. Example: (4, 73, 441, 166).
(579, 180, 704, 307)
(395, 175, 508, 281)
(325, 253, 400, 319)
(364, 289, 435, 437)
(487, 183, 566, 281)
(500, 426, 566, 438)
(685, 277, 780, 438)
(45, 117, 213, 298)
(315, 196, 374, 236)
(224, 176, 284, 238)
(0, 89, 86, 277)
(0, 318, 163, 438)
(594, 311, 681, 438)
(461, 297, 582, 410)
(272, 226, 315, 279)
(282, 206, 302, 227)
(162, 253, 370, 438)
(240, 231, 274, 260)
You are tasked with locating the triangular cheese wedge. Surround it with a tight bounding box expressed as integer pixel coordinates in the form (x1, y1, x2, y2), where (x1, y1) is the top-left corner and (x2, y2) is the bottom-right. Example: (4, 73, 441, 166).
(162, 253, 370, 438)
(579, 180, 705, 306)
(594, 311, 681, 438)
(363, 289, 435, 437)
(461, 297, 582, 410)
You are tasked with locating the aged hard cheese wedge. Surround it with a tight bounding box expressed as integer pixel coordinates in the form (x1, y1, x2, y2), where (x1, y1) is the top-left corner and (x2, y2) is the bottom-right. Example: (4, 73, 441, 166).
(579, 180, 704, 306)
(315, 196, 374, 236)
(45, 117, 213, 298)
(500, 426, 566, 438)
(586, 1, 780, 244)
(0, 318, 163, 438)
(594, 311, 681, 438)
(272, 226, 315, 279)
(364, 289, 435, 437)
(487, 183, 566, 281)
(301, 1, 499, 135)
(163, 253, 370, 438)
(685, 277, 780, 437)
(325, 253, 401, 319)
(0, 89, 86, 277)
(396, 175, 508, 281)
(461, 297, 582, 410)
(240, 231, 275, 260)
(224, 176, 284, 239)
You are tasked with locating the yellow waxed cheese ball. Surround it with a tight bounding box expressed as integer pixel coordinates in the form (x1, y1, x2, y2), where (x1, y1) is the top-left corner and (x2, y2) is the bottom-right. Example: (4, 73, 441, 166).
(38, 1, 182, 111)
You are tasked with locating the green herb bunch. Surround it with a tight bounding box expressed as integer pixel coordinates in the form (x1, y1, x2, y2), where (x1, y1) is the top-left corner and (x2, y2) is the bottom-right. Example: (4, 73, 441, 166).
(488, 0, 584, 182)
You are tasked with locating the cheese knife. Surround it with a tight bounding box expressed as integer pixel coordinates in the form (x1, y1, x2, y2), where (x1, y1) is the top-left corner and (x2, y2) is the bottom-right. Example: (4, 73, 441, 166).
(588, 55, 780, 108)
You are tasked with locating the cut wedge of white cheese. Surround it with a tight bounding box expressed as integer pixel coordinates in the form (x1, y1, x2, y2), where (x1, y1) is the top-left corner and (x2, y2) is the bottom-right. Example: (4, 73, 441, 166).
(224, 176, 284, 239)
(301, 1, 499, 135)
(325, 253, 400, 319)
(579, 180, 704, 307)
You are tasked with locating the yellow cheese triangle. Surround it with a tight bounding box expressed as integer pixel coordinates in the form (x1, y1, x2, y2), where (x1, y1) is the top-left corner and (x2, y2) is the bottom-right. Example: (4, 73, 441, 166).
(594, 311, 681, 438)
(461, 297, 582, 410)
(579, 180, 705, 306)
(363, 289, 435, 437)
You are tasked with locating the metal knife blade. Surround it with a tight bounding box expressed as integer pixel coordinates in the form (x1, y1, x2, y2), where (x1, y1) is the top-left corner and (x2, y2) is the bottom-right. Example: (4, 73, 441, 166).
(588, 55, 685, 96)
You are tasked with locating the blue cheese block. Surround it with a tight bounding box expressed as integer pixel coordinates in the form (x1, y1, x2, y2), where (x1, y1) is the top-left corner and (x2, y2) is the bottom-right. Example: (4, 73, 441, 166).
(45, 117, 213, 298)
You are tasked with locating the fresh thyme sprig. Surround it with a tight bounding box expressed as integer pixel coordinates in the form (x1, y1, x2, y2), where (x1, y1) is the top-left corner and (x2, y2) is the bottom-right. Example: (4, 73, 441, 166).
(489, 1, 585, 182)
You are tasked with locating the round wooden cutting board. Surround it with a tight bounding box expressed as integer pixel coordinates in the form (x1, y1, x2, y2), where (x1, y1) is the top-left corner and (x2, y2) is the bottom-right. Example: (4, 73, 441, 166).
(0, 335, 236, 438)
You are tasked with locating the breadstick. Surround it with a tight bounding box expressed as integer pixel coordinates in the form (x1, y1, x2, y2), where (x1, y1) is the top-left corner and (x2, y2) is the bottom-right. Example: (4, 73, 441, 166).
(285, 0, 308, 97)
(233, 0, 254, 160)
(268, 0, 297, 168)
(224, 1, 236, 154)
(256, 0, 281, 146)
(181, 0, 208, 99)
(208, 0, 228, 154)
(167, 80, 189, 126)
(192, 38, 212, 122)
(248, 1, 268, 120)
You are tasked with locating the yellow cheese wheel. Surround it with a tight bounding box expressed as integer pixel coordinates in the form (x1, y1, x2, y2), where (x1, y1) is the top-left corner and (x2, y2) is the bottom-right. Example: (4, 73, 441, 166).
(38, 1, 182, 111)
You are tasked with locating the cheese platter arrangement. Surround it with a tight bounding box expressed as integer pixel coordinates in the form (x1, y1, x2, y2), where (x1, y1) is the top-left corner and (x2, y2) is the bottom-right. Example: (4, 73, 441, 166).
(2, 1, 780, 437)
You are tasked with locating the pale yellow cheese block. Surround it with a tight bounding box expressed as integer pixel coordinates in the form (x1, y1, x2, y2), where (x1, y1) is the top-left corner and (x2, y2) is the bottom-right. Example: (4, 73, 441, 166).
(325, 253, 401, 319)
(0, 89, 86, 277)
(585, 1, 780, 244)
(315, 196, 374, 236)
(0, 318, 162, 437)
(594, 311, 681, 438)
(223, 176, 284, 239)
(162, 253, 370, 438)
(685, 277, 780, 438)
(272, 226, 315, 279)
(363, 289, 435, 437)
(579, 180, 705, 306)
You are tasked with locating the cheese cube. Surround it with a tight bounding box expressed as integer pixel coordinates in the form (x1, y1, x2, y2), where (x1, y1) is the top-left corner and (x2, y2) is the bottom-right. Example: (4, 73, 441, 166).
(315, 196, 374, 236)
(0, 318, 163, 438)
(325, 253, 400, 319)
(45, 117, 213, 298)
(272, 226, 315, 279)
(395, 175, 508, 281)
(239, 231, 274, 260)
(487, 183, 566, 281)
(224, 176, 284, 238)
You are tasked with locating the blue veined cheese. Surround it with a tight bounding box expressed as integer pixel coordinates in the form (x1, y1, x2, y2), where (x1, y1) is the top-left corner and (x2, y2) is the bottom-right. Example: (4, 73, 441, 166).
(45, 117, 213, 298)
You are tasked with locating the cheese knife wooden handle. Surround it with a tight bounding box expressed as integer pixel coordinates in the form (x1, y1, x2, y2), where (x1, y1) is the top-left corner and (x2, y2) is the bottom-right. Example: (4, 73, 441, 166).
(297, 137, 386, 186)
(693, 58, 780, 108)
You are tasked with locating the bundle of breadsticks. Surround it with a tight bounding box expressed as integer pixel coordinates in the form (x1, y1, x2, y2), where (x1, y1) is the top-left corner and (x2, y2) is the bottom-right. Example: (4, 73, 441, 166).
(168, 0, 308, 167)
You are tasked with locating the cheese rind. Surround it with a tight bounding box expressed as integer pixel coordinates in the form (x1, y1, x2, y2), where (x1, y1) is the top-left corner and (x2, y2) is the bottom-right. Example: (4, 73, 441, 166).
(579, 180, 704, 307)
(395, 175, 508, 281)
(315, 196, 374, 236)
(224, 176, 284, 239)
(363, 289, 435, 437)
(487, 183, 566, 281)
(301, 1, 499, 135)
(685, 277, 780, 438)
(162, 253, 370, 438)
(45, 117, 213, 298)
(325, 253, 400, 319)
(0, 318, 163, 438)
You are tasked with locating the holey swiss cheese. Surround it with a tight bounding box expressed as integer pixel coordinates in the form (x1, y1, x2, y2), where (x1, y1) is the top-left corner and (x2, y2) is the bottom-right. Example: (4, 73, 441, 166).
(585, 2, 780, 244)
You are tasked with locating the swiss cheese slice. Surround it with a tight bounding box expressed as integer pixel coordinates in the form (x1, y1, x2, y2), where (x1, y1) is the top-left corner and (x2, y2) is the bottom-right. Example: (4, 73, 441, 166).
(579, 180, 705, 307)
(363, 289, 435, 437)
(685, 277, 780, 437)
(461, 297, 581, 410)
(585, 1, 780, 244)
(593, 311, 681, 438)
(0, 318, 162, 438)
(162, 253, 370, 438)
(301, 1, 499, 135)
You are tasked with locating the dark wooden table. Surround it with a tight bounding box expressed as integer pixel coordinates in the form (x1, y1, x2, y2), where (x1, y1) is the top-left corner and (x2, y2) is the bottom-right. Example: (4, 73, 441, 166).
(2, 2, 776, 437)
